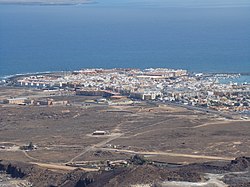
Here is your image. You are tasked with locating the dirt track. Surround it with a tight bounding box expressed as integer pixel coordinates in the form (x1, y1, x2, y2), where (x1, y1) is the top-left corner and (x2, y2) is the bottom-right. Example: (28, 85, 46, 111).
(192, 119, 250, 129)
(0, 94, 249, 166)
(30, 162, 98, 172)
(97, 148, 234, 161)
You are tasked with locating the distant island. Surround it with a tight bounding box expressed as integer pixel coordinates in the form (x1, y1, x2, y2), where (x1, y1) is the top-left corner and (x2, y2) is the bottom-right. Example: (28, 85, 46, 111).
(0, 0, 92, 5)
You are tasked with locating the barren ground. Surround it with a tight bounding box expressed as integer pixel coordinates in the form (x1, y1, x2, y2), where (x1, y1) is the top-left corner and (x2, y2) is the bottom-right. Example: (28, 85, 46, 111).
(0, 87, 249, 166)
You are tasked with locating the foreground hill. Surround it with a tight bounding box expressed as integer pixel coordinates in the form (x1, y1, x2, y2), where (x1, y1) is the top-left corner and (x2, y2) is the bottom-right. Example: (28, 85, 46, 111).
(1, 157, 250, 187)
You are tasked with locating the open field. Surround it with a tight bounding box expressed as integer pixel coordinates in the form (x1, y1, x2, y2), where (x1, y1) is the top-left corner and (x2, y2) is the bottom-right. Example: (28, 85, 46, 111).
(0, 92, 249, 165)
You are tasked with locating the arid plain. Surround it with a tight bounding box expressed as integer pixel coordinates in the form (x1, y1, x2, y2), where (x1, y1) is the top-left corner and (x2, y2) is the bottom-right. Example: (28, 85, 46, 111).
(0, 87, 250, 187)
(0, 87, 249, 165)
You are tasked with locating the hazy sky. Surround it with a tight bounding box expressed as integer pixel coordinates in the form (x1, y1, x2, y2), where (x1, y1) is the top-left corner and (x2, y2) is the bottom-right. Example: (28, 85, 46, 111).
(98, 0, 250, 8)
(1, 0, 250, 7)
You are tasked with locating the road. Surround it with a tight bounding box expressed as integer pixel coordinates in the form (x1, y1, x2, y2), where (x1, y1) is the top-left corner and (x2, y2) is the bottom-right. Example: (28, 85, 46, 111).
(67, 133, 123, 164)
(151, 100, 238, 119)
(97, 148, 234, 161)
(30, 162, 99, 172)
(192, 119, 250, 129)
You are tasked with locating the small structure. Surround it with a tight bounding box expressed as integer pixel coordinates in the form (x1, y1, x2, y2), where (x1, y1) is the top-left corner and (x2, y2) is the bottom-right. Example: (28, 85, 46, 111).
(51, 100, 69, 106)
(3, 97, 31, 105)
(34, 99, 53, 105)
(20, 142, 37, 151)
(92, 131, 108, 136)
(107, 160, 128, 168)
(34, 99, 68, 106)
(0, 146, 5, 149)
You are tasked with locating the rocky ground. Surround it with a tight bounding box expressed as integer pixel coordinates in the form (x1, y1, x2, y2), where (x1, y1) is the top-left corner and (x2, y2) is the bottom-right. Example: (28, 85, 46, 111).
(0, 156, 250, 187)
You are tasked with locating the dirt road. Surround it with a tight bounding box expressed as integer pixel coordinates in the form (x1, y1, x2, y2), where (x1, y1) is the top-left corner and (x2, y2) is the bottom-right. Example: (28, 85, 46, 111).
(30, 162, 99, 172)
(98, 148, 234, 161)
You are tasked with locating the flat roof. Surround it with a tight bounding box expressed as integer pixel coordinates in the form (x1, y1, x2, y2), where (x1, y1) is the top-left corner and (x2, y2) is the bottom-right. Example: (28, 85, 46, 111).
(93, 131, 107, 133)
(7, 98, 28, 101)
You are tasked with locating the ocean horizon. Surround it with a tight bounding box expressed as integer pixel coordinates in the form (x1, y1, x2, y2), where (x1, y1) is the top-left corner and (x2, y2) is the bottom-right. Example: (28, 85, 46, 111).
(0, 0, 250, 77)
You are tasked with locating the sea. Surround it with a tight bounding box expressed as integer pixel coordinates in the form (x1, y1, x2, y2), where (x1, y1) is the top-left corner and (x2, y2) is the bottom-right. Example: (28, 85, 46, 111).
(0, 0, 250, 78)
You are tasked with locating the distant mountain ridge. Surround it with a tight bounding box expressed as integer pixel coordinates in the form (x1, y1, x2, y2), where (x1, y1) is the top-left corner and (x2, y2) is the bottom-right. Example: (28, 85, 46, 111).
(0, 0, 92, 5)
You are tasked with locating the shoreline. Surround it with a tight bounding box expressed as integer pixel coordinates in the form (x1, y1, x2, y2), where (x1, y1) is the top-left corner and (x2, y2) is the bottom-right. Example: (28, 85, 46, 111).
(0, 71, 65, 81)
(1, 69, 250, 83)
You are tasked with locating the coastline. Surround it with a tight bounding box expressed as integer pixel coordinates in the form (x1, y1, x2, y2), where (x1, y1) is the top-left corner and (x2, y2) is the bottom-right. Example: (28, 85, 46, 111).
(1, 70, 250, 85)
(0, 71, 65, 81)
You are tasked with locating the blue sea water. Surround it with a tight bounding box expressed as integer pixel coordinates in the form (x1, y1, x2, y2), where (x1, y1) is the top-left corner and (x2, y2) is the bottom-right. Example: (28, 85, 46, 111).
(0, 0, 250, 77)
(219, 75, 250, 84)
